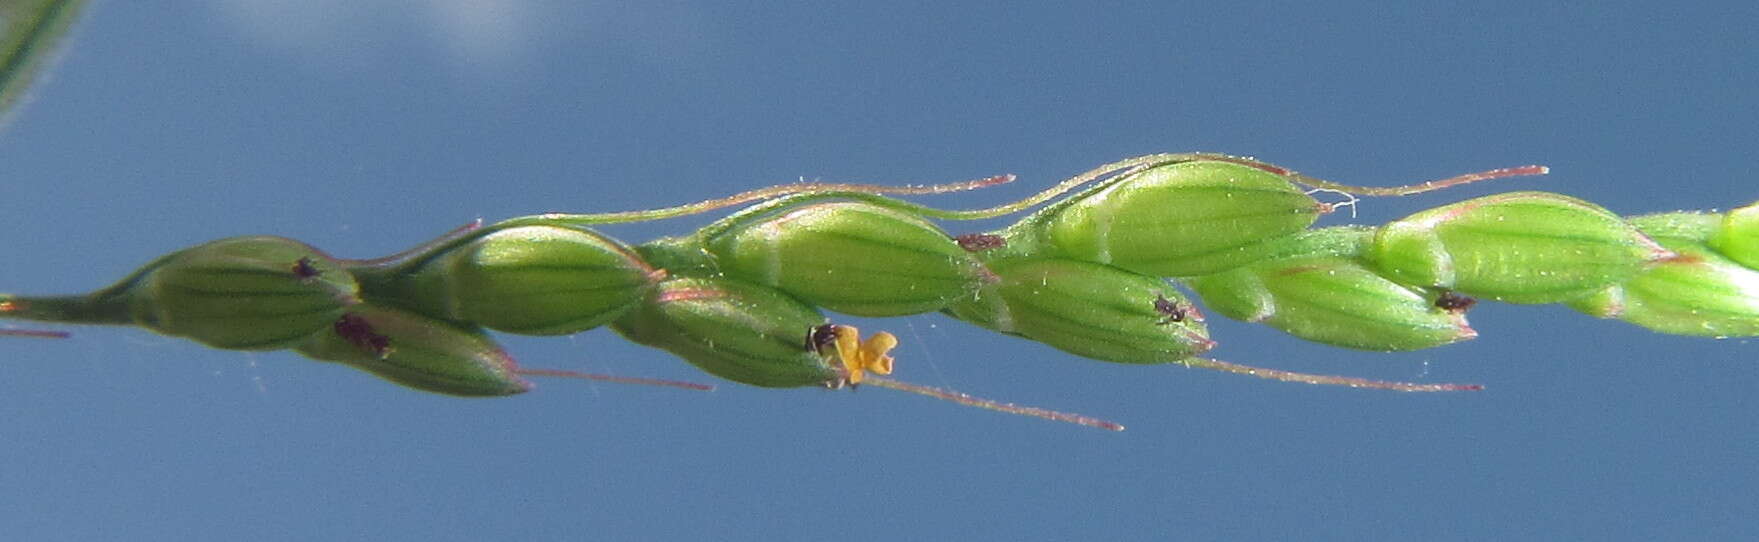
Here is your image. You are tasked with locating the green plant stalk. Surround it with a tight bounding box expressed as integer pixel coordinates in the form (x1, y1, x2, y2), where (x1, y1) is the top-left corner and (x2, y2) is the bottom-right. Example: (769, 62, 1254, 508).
(0, 0, 87, 128)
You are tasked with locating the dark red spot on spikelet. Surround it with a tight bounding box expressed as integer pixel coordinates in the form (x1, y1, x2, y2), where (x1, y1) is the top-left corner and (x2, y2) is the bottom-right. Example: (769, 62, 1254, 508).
(334, 313, 391, 357)
(955, 233, 1006, 252)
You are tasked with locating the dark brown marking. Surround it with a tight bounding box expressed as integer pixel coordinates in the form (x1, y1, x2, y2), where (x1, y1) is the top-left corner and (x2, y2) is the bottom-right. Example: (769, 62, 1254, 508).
(1153, 294, 1187, 325)
(805, 323, 840, 354)
(334, 313, 392, 358)
(1434, 291, 1478, 313)
(806, 323, 862, 390)
(292, 257, 320, 279)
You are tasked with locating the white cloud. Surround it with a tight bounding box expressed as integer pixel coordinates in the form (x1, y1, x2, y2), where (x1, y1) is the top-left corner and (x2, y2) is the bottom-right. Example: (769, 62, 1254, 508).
(208, 0, 544, 72)
(425, 0, 530, 68)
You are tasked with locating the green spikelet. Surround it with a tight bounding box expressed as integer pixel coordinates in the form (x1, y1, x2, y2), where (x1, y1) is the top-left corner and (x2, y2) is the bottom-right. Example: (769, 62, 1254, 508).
(945, 257, 1214, 364)
(0, 237, 359, 350)
(1569, 212, 1759, 337)
(352, 224, 660, 336)
(1369, 191, 1671, 304)
(612, 276, 837, 388)
(125, 237, 360, 349)
(1708, 200, 1759, 270)
(1187, 227, 1476, 351)
(1016, 159, 1324, 277)
(703, 201, 987, 316)
(295, 304, 532, 397)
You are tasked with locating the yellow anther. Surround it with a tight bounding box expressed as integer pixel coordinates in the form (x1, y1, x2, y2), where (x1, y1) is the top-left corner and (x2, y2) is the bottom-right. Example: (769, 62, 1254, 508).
(862, 331, 897, 376)
(831, 325, 896, 385)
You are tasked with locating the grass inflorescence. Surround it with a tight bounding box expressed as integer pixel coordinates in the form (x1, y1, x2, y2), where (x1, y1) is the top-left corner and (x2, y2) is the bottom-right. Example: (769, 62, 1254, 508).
(5, 2, 1751, 431)
(8, 152, 1754, 431)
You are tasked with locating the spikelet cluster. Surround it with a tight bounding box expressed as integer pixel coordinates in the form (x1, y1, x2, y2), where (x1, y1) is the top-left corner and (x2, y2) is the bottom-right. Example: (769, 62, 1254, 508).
(5, 154, 1754, 426)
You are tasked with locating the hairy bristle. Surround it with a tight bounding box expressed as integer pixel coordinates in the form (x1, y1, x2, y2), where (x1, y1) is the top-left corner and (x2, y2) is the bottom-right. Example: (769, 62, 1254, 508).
(0, 328, 71, 339)
(1291, 164, 1550, 196)
(1180, 358, 1482, 392)
(527, 174, 1016, 227)
(516, 368, 715, 391)
(865, 376, 1125, 431)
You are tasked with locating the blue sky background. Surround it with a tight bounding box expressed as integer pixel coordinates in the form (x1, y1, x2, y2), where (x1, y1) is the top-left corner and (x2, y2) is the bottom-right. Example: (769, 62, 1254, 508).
(2, 2, 1756, 540)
